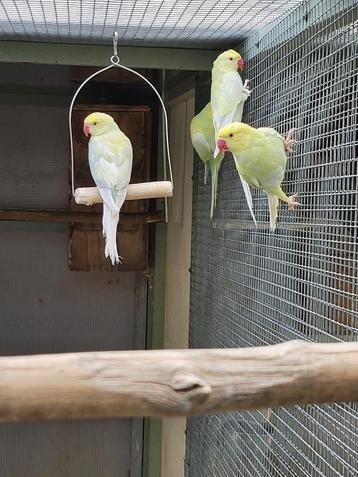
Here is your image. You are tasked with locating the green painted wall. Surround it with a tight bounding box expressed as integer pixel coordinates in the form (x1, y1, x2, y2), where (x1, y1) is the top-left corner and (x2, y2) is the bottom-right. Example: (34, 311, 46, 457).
(0, 41, 219, 71)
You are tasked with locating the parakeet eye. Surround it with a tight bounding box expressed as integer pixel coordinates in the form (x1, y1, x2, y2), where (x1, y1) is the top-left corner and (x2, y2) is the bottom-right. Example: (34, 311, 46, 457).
(229, 133, 234, 137)
(229, 57, 233, 61)
(93, 122, 97, 126)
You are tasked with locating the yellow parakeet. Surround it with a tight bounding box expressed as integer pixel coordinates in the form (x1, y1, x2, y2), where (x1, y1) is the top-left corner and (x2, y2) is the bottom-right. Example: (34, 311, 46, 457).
(190, 102, 224, 218)
(217, 122, 298, 231)
(211, 49, 256, 226)
(211, 49, 250, 157)
(83, 112, 133, 265)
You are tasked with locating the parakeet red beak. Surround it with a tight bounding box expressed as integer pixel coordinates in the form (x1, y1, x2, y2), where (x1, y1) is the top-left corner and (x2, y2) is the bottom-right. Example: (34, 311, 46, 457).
(83, 123, 90, 137)
(217, 138, 228, 152)
(237, 58, 245, 71)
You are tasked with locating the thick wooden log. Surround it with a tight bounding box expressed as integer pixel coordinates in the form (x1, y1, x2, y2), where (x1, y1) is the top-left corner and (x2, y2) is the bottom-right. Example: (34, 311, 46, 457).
(0, 341, 358, 422)
(0, 209, 163, 225)
(75, 181, 173, 206)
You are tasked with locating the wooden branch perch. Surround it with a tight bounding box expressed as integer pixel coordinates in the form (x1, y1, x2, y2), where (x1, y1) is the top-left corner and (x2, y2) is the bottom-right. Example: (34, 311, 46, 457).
(1, 341, 358, 422)
(75, 181, 173, 206)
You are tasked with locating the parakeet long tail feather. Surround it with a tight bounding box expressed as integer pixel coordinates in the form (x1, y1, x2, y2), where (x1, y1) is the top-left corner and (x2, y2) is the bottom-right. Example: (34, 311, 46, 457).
(204, 162, 209, 185)
(103, 204, 120, 265)
(266, 192, 279, 232)
(98, 188, 120, 214)
(209, 155, 225, 219)
(102, 189, 127, 266)
(238, 174, 257, 228)
(209, 162, 219, 219)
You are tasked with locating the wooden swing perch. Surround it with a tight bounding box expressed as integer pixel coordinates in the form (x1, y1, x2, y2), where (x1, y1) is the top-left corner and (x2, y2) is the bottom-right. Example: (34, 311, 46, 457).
(70, 33, 174, 207)
(75, 181, 173, 205)
(0, 340, 358, 422)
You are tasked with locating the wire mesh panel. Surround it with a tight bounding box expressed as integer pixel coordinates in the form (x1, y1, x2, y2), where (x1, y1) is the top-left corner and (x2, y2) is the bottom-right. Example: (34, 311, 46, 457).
(0, 0, 302, 48)
(187, 0, 358, 475)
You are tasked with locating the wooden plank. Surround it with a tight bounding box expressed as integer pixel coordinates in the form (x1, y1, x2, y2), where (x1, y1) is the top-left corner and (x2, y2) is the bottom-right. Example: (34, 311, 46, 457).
(70, 66, 155, 85)
(0, 341, 358, 422)
(0, 209, 163, 225)
(69, 224, 148, 272)
(0, 41, 219, 71)
(162, 94, 194, 477)
(168, 101, 186, 224)
(73, 104, 151, 112)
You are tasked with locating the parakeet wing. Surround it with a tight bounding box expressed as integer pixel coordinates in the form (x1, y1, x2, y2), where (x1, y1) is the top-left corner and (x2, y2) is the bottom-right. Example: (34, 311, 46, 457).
(233, 101, 245, 123)
(191, 131, 213, 162)
(89, 136, 133, 211)
(211, 72, 243, 132)
(259, 127, 285, 145)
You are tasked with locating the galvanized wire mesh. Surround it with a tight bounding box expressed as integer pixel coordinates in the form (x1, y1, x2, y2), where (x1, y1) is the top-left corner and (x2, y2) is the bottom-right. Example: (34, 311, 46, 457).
(0, 0, 302, 48)
(187, 0, 358, 475)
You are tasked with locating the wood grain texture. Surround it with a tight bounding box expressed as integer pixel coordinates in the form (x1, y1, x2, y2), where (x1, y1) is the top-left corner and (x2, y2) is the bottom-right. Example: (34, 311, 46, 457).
(69, 224, 148, 272)
(75, 182, 173, 205)
(0, 209, 163, 225)
(0, 341, 358, 422)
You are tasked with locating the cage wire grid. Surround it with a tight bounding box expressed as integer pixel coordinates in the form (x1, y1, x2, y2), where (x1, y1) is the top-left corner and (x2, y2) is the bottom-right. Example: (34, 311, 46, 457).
(187, 0, 358, 476)
(0, 0, 303, 48)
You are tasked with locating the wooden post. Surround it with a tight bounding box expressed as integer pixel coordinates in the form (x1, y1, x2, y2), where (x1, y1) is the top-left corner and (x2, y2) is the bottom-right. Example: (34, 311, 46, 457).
(0, 341, 358, 422)
(75, 181, 173, 206)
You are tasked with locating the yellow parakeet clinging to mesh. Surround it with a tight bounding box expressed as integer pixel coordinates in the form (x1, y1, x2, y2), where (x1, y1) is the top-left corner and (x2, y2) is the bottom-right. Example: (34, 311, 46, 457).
(190, 102, 224, 218)
(211, 49, 256, 225)
(83, 112, 133, 265)
(211, 49, 250, 156)
(217, 122, 298, 231)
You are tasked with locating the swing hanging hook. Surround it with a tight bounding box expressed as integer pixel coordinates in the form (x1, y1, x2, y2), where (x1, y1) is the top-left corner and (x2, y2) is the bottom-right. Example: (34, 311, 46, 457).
(111, 31, 120, 64)
(113, 31, 118, 56)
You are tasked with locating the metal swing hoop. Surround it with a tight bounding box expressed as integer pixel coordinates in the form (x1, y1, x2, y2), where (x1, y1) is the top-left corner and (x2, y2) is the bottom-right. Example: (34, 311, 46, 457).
(68, 31, 173, 205)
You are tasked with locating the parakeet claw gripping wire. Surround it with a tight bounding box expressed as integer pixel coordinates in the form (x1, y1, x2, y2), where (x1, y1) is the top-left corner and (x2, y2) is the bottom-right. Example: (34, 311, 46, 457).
(68, 32, 173, 219)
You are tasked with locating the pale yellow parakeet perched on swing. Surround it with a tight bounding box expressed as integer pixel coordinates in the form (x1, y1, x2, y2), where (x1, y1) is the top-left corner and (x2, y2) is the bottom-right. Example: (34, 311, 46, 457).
(83, 112, 133, 265)
(190, 102, 224, 218)
(211, 49, 256, 225)
(217, 122, 298, 231)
